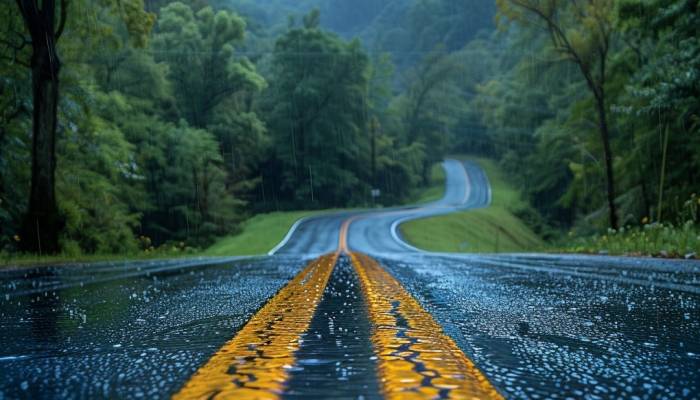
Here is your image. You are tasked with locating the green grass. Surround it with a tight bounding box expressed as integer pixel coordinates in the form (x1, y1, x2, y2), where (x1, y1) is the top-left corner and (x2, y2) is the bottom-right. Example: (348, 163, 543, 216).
(561, 222, 699, 258)
(400, 156, 544, 253)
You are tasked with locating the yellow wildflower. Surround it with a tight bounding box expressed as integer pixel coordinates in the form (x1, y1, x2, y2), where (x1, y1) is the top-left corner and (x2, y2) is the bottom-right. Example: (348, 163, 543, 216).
(13, 234, 20, 242)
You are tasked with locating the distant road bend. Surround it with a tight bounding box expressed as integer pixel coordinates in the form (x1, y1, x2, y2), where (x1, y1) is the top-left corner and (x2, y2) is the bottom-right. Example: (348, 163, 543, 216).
(1, 159, 698, 399)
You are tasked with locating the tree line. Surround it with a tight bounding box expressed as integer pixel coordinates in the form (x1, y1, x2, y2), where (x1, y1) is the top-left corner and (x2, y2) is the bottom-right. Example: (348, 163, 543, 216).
(1, 0, 489, 255)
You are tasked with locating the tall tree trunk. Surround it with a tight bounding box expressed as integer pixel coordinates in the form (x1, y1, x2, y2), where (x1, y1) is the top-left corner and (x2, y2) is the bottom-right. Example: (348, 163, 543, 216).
(17, 0, 64, 254)
(595, 95, 619, 230)
(21, 39, 62, 254)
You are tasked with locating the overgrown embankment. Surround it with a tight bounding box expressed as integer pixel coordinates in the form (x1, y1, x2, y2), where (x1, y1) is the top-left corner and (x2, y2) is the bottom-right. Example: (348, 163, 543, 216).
(560, 195, 699, 259)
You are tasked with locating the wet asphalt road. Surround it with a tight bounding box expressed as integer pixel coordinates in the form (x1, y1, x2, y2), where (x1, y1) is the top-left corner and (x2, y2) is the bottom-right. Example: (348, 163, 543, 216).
(0, 256, 306, 398)
(1, 160, 699, 399)
(379, 252, 700, 399)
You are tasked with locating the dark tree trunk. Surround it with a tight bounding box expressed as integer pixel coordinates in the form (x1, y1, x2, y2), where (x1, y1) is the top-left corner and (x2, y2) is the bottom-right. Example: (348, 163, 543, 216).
(17, 0, 64, 254)
(594, 95, 619, 230)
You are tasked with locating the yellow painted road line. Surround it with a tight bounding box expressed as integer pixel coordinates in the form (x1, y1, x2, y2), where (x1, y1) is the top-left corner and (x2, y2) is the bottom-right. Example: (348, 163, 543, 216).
(339, 217, 354, 253)
(350, 252, 503, 400)
(173, 253, 337, 399)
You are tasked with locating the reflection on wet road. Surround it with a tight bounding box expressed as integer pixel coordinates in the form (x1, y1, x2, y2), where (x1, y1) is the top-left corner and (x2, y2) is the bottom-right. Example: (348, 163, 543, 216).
(284, 256, 379, 399)
(1, 160, 699, 399)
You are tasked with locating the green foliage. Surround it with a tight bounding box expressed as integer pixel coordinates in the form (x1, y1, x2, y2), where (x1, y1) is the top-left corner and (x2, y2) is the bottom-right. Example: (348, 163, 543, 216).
(153, 2, 265, 127)
(4, 0, 695, 258)
(563, 193, 700, 257)
(0, 0, 156, 254)
(453, 0, 699, 253)
(153, 2, 267, 205)
(3, 1, 459, 257)
(0, 0, 255, 254)
(57, 99, 141, 254)
(264, 14, 372, 207)
(393, 48, 465, 183)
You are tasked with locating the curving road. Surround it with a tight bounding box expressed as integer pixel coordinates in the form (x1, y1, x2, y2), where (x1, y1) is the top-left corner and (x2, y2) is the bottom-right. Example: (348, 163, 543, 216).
(273, 159, 491, 256)
(1, 159, 698, 399)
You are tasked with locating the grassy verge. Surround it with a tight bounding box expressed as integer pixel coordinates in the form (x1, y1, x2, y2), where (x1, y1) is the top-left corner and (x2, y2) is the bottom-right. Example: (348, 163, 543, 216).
(562, 222, 699, 258)
(400, 156, 544, 253)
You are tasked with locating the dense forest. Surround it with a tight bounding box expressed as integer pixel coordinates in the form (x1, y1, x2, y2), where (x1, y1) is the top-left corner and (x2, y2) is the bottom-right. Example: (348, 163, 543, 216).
(479, 0, 699, 240)
(1, 0, 698, 256)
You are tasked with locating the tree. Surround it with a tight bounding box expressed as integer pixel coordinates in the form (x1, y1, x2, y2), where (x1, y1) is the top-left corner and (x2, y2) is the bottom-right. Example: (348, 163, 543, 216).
(396, 48, 464, 184)
(152, 2, 265, 128)
(265, 10, 371, 206)
(497, 0, 620, 229)
(8, 0, 153, 253)
(618, 0, 700, 222)
(153, 2, 267, 200)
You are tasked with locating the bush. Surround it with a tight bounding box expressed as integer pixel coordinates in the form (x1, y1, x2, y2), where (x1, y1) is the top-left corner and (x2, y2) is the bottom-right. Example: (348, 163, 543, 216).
(562, 194, 700, 258)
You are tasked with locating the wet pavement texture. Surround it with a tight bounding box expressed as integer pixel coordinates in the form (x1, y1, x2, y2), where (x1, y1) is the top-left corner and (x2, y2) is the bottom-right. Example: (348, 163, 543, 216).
(0, 256, 305, 399)
(379, 254, 700, 399)
(1, 254, 699, 399)
(284, 256, 380, 399)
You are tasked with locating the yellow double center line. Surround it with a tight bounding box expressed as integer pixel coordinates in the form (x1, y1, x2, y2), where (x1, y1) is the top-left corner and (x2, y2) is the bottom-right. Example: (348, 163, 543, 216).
(175, 217, 501, 399)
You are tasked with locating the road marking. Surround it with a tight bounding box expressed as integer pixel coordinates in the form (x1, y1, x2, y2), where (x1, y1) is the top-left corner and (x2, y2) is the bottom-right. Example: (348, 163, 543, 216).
(390, 216, 427, 252)
(339, 217, 355, 253)
(176, 160, 490, 398)
(387, 160, 492, 252)
(349, 252, 503, 399)
(173, 253, 337, 399)
(267, 216, 311, 255)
